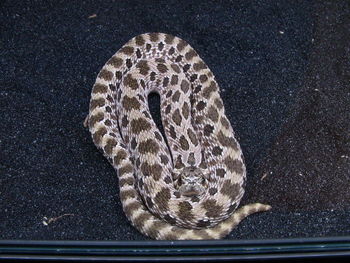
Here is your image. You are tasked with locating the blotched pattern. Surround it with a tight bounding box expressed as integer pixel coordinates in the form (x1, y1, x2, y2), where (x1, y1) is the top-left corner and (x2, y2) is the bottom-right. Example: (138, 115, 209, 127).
(86, 33, 271, 240)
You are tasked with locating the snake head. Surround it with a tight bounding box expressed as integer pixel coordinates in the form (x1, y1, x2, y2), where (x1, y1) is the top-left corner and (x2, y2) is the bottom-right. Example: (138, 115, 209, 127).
(174, 166, 209, 197)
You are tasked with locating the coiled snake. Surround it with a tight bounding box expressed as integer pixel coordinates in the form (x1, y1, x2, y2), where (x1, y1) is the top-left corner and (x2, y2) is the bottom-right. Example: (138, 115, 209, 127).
(85, 33, 271, 240)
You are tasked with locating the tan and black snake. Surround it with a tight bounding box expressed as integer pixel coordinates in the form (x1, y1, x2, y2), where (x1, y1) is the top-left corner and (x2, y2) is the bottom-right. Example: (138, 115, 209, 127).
(85, 33, 271, 240)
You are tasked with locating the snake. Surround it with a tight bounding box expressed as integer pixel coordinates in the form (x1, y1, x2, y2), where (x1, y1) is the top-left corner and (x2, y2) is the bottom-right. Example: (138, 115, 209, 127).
(85, 33, 271, 240)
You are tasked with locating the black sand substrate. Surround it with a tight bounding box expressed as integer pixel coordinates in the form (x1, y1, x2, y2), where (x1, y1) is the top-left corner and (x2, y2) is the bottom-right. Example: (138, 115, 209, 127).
(1, 0, 349, 240)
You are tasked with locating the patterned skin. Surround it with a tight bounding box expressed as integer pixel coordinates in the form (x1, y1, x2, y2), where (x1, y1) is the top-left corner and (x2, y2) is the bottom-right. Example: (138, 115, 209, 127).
(85, 33, 271, 239)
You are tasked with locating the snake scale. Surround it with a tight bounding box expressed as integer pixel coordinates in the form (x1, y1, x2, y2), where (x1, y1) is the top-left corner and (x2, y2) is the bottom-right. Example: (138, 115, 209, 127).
(85, 33, 271, 240)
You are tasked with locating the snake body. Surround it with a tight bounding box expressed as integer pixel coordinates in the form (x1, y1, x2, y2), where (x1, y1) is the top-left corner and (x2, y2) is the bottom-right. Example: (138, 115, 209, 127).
(86, 33, 270, 240)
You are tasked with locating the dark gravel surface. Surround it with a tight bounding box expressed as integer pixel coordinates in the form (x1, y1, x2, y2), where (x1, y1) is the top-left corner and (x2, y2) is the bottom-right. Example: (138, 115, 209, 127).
(1, 0, 349, 240)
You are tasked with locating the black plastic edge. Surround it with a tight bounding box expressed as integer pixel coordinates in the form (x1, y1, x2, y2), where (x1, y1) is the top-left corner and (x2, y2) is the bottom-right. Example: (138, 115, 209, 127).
(1, 236, 350, 261)
(1, 235, 350, 247)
